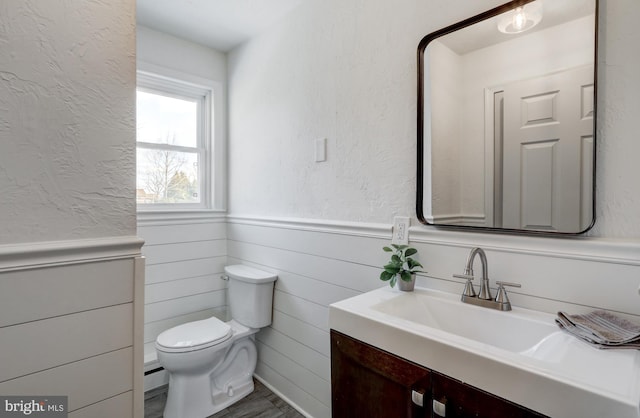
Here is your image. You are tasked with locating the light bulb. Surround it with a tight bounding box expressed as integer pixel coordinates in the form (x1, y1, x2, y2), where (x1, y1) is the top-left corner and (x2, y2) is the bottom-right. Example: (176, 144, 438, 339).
(512, 7, 526, 31)
(497, 2, 543, 34)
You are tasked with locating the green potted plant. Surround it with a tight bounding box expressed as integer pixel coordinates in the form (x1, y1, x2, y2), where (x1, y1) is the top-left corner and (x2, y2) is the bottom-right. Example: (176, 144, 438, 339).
(380, 244, 423, 291)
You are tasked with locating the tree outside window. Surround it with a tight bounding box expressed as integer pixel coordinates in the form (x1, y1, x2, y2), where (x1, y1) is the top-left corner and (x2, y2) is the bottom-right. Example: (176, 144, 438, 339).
(136, 80, 210, 208)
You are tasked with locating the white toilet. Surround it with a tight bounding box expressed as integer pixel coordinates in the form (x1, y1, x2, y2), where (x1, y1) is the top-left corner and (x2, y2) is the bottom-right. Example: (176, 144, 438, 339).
(155, 265, 277, 418)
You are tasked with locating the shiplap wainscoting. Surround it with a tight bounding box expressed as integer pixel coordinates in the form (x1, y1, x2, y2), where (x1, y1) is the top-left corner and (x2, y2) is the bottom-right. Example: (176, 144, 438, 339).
(0, 237, 145, 418)
(226, 217, 397, 418)
(226, 216, 640, 418)
(138, 214, 228, 390)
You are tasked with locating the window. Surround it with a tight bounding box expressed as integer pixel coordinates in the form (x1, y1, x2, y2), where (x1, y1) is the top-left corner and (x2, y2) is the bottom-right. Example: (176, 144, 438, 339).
(136, 70, 223, 211)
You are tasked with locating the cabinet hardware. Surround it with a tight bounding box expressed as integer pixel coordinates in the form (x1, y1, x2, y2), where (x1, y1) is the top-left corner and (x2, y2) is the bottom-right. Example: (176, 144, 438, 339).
(411, 389, 425, 407)
(433, 399, 446, 417)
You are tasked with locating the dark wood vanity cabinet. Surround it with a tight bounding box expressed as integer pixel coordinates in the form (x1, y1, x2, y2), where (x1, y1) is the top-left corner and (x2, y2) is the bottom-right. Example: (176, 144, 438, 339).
(430, 371, 547, 418)
(331, 330, 547, 418)
(331, 330, 431, 418)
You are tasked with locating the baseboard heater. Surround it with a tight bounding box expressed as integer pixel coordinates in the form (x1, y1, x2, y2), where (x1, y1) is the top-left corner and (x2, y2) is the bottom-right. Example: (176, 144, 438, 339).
(144, 366, 164, 376)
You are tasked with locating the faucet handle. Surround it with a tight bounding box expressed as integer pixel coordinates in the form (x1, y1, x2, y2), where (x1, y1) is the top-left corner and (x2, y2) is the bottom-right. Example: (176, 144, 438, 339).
(453, 273, 474, 280)
(453, 273, 477, 297)
(495, 281, 521, 288)
(495, 281, 521, 306)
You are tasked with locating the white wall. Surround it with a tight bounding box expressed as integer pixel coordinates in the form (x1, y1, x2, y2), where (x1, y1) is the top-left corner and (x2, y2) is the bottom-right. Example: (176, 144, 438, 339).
(0, 1, 143, 416)
(593, 0, 640, 237)
(228, 0, 434, 223)
(137, 25, 227, 83)
(0, 0, 137, 245)
(227, 0, 640, 417)
(228, 0, 640, 238)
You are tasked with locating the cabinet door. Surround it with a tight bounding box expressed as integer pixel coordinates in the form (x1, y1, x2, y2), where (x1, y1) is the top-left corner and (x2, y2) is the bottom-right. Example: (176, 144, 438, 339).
(431, 371, 548, 418)
(331, 330, 431, 418)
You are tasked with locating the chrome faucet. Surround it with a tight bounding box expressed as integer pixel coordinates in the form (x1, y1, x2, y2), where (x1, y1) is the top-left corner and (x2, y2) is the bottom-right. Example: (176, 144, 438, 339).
(463, 247, 491, 300)
(453, 247, 521, 311)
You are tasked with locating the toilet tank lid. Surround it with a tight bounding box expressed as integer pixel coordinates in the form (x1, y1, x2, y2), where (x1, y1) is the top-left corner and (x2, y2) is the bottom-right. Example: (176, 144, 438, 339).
(224, 265, 277, 283)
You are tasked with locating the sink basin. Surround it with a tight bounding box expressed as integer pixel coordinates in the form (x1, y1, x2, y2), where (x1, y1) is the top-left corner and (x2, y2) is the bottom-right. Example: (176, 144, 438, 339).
(330, 286, 640, 418)
(371, 289, 558, 353)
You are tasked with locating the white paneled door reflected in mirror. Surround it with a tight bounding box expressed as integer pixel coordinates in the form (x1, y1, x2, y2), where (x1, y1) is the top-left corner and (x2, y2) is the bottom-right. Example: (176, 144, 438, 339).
(417, 0, 597, 234)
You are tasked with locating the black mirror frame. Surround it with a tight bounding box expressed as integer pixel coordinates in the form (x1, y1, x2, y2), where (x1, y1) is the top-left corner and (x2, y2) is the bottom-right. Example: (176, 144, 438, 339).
(416, 0, 598, 236)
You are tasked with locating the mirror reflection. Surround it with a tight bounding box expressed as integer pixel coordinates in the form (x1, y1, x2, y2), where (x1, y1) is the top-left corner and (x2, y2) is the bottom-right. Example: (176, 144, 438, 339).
(418, 0, 597, 234)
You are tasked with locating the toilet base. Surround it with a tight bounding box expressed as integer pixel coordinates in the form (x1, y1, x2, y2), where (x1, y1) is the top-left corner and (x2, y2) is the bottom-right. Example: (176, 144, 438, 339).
(210, 376, 254, 414)
(163, 375, 254, 418)
(162, 332, 258, 418)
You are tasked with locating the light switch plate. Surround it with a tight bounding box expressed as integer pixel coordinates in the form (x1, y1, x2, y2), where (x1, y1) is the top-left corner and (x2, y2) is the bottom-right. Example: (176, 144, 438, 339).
(315, 138, 327, 162)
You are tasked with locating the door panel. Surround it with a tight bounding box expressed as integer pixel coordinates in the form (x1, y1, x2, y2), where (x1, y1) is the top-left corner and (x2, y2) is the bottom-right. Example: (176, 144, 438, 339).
(502, 66, 594, 231)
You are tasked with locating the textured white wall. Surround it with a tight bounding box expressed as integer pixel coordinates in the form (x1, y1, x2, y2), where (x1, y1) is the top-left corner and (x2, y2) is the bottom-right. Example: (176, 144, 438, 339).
(228, 0, 437, 222)
(0, 3, 142, 416)
(228, 0, 640, 238)
(0, 0, 137, 244)
(137, 25, 227, 83)
(592, 0, 640, 238)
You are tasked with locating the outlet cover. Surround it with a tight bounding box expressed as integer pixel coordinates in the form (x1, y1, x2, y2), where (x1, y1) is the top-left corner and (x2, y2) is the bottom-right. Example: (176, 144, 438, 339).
(392, 216, 410, 245)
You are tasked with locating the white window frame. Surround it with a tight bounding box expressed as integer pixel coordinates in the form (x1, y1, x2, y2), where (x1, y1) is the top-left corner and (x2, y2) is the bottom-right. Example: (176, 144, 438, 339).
(136, 62, 226, 216)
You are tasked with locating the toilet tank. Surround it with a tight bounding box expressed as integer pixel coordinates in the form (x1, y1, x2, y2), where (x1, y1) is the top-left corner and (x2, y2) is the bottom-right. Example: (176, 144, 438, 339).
(225, 265, 277, 329)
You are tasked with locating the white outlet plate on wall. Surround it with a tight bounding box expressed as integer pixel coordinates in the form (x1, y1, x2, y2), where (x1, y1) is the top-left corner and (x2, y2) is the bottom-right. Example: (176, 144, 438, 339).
(392, 216, 410, 245)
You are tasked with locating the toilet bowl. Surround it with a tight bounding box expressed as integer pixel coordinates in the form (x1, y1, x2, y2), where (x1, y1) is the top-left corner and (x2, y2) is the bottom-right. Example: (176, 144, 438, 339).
(155, 265, 277, 418)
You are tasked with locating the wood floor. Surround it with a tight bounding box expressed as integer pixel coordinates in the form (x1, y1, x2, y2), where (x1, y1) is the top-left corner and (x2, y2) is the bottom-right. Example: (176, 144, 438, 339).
(144, 379, 305, 418)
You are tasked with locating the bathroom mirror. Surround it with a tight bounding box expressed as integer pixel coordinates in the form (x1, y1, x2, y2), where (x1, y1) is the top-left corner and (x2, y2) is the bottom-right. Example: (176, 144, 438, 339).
(417, 0, 598, 234)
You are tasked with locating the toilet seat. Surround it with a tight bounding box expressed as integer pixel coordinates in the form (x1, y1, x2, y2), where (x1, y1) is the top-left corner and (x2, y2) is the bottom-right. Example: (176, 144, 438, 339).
(156, 317, 233, 353)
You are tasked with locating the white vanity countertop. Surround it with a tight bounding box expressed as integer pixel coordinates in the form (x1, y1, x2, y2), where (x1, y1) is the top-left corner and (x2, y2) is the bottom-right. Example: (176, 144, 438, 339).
(329, 286, 640, 418)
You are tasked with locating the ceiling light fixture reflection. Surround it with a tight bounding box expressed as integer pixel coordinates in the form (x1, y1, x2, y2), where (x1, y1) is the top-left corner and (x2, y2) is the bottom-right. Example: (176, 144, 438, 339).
(497, 2, 543, 34)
